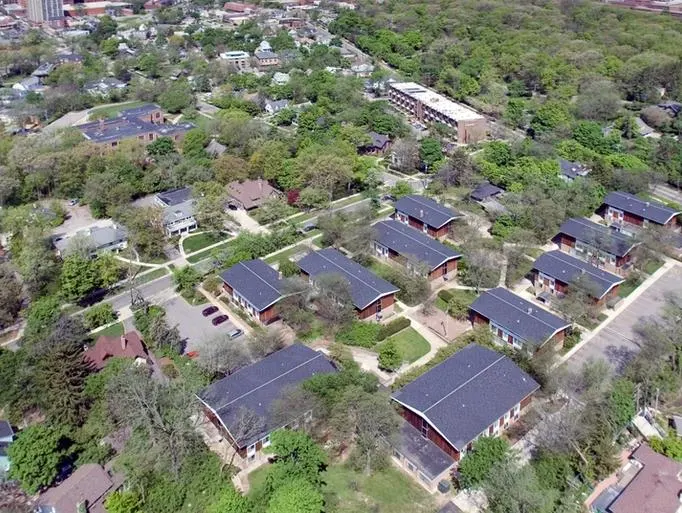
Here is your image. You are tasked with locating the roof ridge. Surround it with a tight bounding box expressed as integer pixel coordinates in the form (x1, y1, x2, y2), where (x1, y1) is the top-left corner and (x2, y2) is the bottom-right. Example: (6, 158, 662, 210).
(239, 261, 281, 295)
(423, 353, 506, 413)
(315, 249, 384, 295)
(215, 350, 324, 412)
(487, 288, 561, 331)
(543, 251, 612, 281)
(382, 221, 451, 259)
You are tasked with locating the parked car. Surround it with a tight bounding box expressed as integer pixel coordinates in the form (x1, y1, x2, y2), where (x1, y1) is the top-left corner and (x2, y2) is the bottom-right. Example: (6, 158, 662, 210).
(212, 315, 229, 326)
(227, 328, 243, 339)
(186, 350, 199, 359)
(202, 305, 219, 317)
(381, 194, 396, 202)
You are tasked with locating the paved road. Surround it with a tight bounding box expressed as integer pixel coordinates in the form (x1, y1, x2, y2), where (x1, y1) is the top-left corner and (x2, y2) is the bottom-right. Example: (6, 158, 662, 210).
(567, 265, 682, 374)
(651, 184, 682, 205)
(107, 275, 173, 312)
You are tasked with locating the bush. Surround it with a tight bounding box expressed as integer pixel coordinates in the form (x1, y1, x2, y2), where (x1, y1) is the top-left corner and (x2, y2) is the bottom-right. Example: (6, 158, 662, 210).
(278, 258, 299, 278)
(378, 339, 402, 371)
(335, 321, 381, 348)
(83, 303, 117, 330)
(376, 317, 411, 341)
(438, 289, 456, 303)
(563, 328, 582, 352)
(133, 305, 165, 340)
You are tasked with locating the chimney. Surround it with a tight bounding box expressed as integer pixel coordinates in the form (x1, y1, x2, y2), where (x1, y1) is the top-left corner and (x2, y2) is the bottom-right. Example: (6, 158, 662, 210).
(645, 201, 650, 207)
(527, 307, 532, 314)
(120, 335, 127, 350)
(420, 209, 424, 218)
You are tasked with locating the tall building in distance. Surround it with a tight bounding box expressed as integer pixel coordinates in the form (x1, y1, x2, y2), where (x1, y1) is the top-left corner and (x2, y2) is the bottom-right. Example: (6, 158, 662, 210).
(26, 0, 64, 27)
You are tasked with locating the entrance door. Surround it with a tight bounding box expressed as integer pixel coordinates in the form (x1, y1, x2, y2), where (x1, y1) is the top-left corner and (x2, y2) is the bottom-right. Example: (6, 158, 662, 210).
(247, 444, 256, 460)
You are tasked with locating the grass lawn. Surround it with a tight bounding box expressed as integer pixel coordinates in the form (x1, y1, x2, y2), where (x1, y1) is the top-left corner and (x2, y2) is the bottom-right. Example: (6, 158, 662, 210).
(524, 247, 545, 259)
(182, 232, 222, 254)
(186, 240, 231, 264)
(330, 194, 363, 210)
(618, 280, 640, 298)
(249, 463, 434, 513)
(381, 327, 430, 363)
(436, 289, 477, 313)
(311, 234, 325, 248)
(93, 322, 124, 337)
(88, 101, 149, 120)
(581, 313, 609, 330)
(132, 267, 168, 286)
(435, 296, 448, 312)
(644, 259, 663, 275)
(263, 244, 309, 264)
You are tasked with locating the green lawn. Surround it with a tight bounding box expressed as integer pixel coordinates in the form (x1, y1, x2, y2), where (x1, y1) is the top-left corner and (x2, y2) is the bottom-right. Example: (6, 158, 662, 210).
(132, 267, 168, 286)
(644, 259, 663, 275)
(311, 234, 325, 248)
(618, 280, 640, 298)
(436, 289, 477, 313)
(88, 101, 149, 120)
(93, 322, 124, 338)
(329, 194, 364, 210)
(186, 240, 232, 264)
(182, 232, 223, 254)
(263, 244, 310, 264)
(249, 463, 435, 513)
(381, 327, 431, 363)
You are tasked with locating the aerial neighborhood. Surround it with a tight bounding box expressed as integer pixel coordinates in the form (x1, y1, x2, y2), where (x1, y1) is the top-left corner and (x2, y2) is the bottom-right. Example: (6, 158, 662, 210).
(2, 1, 682, 513)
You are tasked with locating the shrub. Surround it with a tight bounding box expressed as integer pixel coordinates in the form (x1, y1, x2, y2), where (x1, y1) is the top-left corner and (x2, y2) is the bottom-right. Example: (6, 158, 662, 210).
(278, 258, 299, 278)
(83, 303, 117, 330)
(438, 289, 456, 303)
(335, 321, 381, 348)
(378, 339, 402, 371)
(376, 317, 411, 341)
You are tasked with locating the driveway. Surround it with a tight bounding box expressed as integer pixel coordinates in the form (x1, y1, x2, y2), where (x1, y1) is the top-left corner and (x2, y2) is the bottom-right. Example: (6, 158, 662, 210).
(51, 203, 101, 239)
(231, 208, 269, 234)
(566, 264, 682, 374)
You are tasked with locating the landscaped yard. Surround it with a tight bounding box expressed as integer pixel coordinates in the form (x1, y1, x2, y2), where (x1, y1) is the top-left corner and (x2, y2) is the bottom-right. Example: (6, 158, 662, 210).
(182, 232, 223, 254)
(435, 288, 478, 313)
(186, 240, 232, 264)
(381, 326, 430, 363)
(93, 322, 124, 338)
(248, 463, 435, 513)
(644, 259, 663, 275)
(132, 267, 168, 286)
(88, 101, 149, 120)
(263, 244, 310, 264)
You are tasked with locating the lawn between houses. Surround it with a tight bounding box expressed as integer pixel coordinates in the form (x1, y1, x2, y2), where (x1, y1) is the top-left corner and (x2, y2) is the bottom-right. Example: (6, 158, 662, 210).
(378, 327, 430, 364)
(88, 101, 149, 120)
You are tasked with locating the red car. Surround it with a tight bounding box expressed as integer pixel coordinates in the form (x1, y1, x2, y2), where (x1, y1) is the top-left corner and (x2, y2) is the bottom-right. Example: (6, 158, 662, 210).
(202, 306, 219, 317)
(212, 315, 229, 326)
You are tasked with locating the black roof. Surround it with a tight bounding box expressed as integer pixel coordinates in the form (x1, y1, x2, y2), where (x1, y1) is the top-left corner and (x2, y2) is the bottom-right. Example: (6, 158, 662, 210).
(533, 250, 624, 299)
(373, 220, 461, 271)
(220, 259, 282, 312)
(469, 287, 570, 347)
(392, 344, 539, 451)
(470, 181, 504, 202)
(395, 195, 461, 229)
(396, 421, 455, 480)
(557, 218, 636, 257)
(197, 344, 337, 448)
(0, 420, 12, 439)
(296, 248, 399, 310)
(559, 159, 589, 180)
(156, 187, 192, 207)
(603, 191, 681, 225)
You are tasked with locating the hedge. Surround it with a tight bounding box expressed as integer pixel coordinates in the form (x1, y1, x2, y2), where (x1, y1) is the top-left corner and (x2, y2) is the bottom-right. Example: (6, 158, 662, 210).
(376, 317, 411, 341)
(438, 289, 456, 303)
(335, 321, 382, 348)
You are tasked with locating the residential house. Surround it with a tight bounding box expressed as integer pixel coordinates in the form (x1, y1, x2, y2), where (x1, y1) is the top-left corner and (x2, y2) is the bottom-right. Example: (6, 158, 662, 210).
(373, 220, 461, 286)
(362, 131, 390, 155)
(220, 50, 250, 71)
(154, 186, 192, 207)
(271, 71, 290, 85)
(223, 1, 256, 12)
(589, 443, 682, 513)
(220, 259, 283, 325)
(394, 195, 462, 239)
(36, 464, 123, 513)
(554, 217, 638, 274)
(197, 344, 337, 463)
(635, 117, 656, 138)
(83, 77, 127, 96)
(31, 62, 54, 78)
(468, 287, 571, 352)
(12, 76, 42, 92)
(297, 247, 400, 320)
(53, 221, 128, 257)
(470, 181, 504, 203)
(264, 98, 289, 114)
(599, 191, 681, 235)
(559, 158, 590, 182)
(0, 420, 14, 473)
(391, 343, 539, 470)
(55, 52, 85, 64)
(83, 331, 149, 371)
(255, 50, 279, 68)
(206, 139, 227, 157)
(531, 250, 624, 307)
(350, 63, 374, 77)
(657, 101, 682, 118)
(226, 179, 281, 210)
(162, 199, 197, 236)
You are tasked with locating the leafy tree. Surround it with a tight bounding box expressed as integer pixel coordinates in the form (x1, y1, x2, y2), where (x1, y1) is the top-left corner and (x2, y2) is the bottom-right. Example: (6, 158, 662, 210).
(458, 437, 511, 489)
(608, 378, 636, 432)
(378, 339, 401, 371)
(0, 264, 22, 326)
(196, 335, 250, 378)
(388, 180, 414, 199)
(278, 258, 299, 278)
(297, 187, 329, 209)
(83, 303, 117, 330)
(147, 314, 183, 354)
(23, 296, 61, 344)
(484, 460, 557, 513)
(266, 479, 323, 513)
(530, 101, 571, 135)
(265, 430, 327, 491)
(207, 487, 252, 513)
(147, 137, 176, 157)
(182, 129, 208, 160)
(159, 80, 195, 113)
(255, 198, 296, 224)
(248, 329, 286, 359)
(117, 207, 166, 260)
(8, 425, 70, 494)
(104, 490, 141, 513)
(419, 138, 443, 170)
(172, 265, 201, 293)
(60, 254, 100, 302)
(650, 436, 682, 461)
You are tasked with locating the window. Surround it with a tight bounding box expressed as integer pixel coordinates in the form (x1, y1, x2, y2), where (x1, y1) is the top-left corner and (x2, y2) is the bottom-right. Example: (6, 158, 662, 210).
(262, 435, 271, 448)
(247, 444, 256, 460)
(420, 418, 429, 438)
(406, 460, 416, 472)
(418, 472, 430, 484)
(392, 449, 402, 460)
(423, 222, 428, 233)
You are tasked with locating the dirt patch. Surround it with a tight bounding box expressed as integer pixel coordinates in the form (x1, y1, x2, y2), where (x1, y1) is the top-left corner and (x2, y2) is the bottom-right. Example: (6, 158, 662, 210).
(412, 308, 470, 342)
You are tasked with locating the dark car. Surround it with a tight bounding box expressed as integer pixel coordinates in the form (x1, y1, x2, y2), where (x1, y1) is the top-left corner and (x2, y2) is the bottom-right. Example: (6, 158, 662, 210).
(202, 305, 219, 317)
(212, 314, 229, 326)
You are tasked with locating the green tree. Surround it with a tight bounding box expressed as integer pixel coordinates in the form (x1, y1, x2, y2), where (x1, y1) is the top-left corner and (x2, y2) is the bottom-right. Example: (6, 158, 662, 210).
(458, 437, 511, 489)
(105, 490, 141, 513)
(388, 180, 414, 199)
(266, 479, 323, 513)
(158, 80, 194, 113)
(23, 296, 61, 344)
(484, 460, 557, 513)
(608, 379, 635, 432)
(265, 430, 327, 491)
(182, 128, 208, 160)
(530, 101, 571, 134)
(172, 265, 201, 293)
(419, 138, 443, 170)
(83, 303, 117, 330)
(378, 339, 401, 371)
(60, 254, 99, 302)
(100, 37, 120, 58)
(207, 487, 252, 513)
(0, 263, 22, 326)
(8, 424, 70, 494)
(278, 258, 299, 278)
(147, 136, 176, 157)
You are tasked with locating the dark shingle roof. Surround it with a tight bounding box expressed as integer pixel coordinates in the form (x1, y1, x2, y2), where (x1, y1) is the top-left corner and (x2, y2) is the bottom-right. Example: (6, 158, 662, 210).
(603, 191, 681, 225)
(397, 420, 455, 480)
(395, 195, 461, 229)
(533, 250, 624, 299)
(296, 248, 399, 310)
(220, 259, 282, 312)
(373, 220, 461, 271)
(198, 344, 337, 448)
(368, 131, 390, 149)
(119, 103, 161, 118)
(469, 287, 570, 347)
(156, 187, 192, 207)
(470, 181, 503, 202)
(392, 344, 539, 450)
(557, 217, 636, 257)
(0, 420, 13, 439)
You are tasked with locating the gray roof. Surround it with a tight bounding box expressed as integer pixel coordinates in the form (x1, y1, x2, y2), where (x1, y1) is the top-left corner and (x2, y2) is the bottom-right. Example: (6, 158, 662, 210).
(368, 131, 390, 149)
(54, 223, 127, 254)
(0, 420, 12, 439)
(156, 187, 192, 207)
(395, 195, 461, 229)
(255, 50, 278, 60)
(163, 199, 194, 225)
(296, 248, 399, 310)
(470, 181, 503, 202)
(83, 77, 126, 91)
(557, 217, 636, 258)
(469, 287, 570, 347)
(119, 103, 161, 118)
(198, 344, 337, 448)
(220, 259, 282, 312)
(206, 139, 227, 157)
(392, 344, 540, 451)
(397, 420, 455, 480)
(559, 159, 589, 180)
(265, 99, 289, 112)
(603, 191, 681, 225)
(373, 220, 461, 271)
(533, 250, 624, 299)
(78, 117, 193, 144)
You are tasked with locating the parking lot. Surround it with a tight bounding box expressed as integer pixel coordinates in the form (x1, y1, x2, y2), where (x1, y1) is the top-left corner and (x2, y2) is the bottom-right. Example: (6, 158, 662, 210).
(567, 264, 682, 374)
(161, 296, 241, 352)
